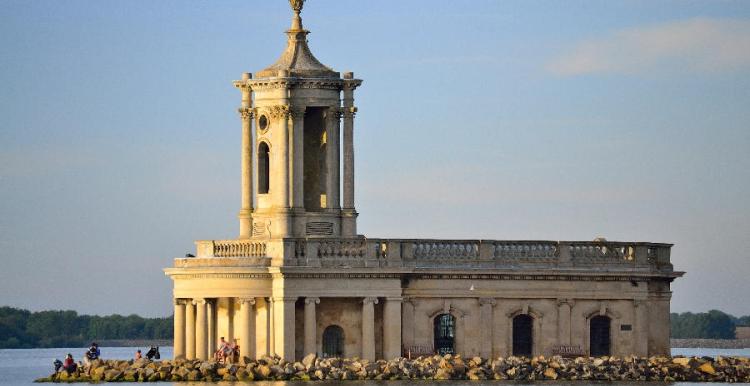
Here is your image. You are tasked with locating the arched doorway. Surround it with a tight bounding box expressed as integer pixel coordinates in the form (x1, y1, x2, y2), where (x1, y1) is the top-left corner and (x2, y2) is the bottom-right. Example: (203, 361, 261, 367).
(512, 314, 533, 357)
(590, 315, 611, 356)
(258, 142, 270, 194)
(322, 325, 344, 358)
(433, 314, 455, 355)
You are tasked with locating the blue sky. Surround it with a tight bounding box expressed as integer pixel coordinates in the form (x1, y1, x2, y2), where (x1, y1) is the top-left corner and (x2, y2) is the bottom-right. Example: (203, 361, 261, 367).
(1, 1, 749, 317)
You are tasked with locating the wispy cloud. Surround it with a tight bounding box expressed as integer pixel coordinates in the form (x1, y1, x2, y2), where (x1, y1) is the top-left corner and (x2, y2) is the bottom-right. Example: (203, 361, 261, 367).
(547, 18, 750, 76)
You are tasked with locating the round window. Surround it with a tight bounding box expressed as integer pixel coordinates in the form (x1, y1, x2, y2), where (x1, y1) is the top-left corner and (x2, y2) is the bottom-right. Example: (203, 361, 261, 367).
(258, 115, 269, 131)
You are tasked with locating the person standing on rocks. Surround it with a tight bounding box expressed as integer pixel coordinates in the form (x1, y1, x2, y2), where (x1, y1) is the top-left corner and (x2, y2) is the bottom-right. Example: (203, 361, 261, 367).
(62, 354, 76, 375)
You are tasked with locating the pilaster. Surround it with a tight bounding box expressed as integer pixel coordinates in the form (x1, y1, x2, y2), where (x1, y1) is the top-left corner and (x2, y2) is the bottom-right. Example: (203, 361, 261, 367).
(361, 296, 378, 360)
(304, 297, 320, 356)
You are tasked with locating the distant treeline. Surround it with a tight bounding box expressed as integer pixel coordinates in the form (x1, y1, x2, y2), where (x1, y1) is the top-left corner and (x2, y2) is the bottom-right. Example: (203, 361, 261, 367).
(0, 307, 172, 349)
(671, 310, 750, 339)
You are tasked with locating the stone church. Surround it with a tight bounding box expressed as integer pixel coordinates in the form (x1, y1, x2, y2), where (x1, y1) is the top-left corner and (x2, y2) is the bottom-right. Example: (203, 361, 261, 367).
(165, 1, 682, 362)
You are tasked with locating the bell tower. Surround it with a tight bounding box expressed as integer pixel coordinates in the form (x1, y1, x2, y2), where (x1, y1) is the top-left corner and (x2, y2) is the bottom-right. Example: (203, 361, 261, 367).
(234, 0, 362, 240)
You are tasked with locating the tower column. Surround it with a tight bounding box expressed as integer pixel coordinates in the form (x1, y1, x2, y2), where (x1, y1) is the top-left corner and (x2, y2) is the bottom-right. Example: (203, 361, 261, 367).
(186, 299, 196, 359)
(195, 298, 208, 360)
(325, 107, 341, 210)
(173, 299, 186, 359)
(361, 297, 378, 361)
(341, 76, 360, 236)
(238, 73, 254, 238)
(304, 297, 320, 356)
(239, 298, 256, 360)
(273, 297, 297, 361)
(207, 299, 216, 357)
(255, 297, 270, 358)
(291, 107, 306, 209)
(383, 297, 402, 360)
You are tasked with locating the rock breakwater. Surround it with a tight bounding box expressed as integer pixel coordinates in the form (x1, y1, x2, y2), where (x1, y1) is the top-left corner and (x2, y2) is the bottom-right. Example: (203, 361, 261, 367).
(35, 354, 750, 383)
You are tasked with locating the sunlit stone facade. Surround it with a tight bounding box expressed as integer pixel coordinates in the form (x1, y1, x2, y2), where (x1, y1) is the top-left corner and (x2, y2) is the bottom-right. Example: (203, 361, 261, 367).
(165, 1, 683, 362)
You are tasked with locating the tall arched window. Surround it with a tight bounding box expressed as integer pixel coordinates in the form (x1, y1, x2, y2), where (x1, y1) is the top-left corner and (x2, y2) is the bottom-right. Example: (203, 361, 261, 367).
(590, 315, 611, 356)
(322, 325, 344, 358)
(433, 313, 455, 355)
(258, 142, 270, 194)
(512, 314, 533, 357)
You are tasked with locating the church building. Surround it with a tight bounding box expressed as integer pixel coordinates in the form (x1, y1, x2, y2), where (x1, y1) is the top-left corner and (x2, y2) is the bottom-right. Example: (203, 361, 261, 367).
(165, 0, 682, 361)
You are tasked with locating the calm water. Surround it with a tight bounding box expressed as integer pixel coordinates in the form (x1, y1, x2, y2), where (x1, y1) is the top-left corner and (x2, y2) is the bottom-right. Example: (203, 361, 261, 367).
(0, 347, 748, 386)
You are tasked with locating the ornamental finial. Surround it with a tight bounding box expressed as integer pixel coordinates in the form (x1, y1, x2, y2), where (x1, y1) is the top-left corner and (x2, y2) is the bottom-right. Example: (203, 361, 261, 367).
(289, 0, 305, 30)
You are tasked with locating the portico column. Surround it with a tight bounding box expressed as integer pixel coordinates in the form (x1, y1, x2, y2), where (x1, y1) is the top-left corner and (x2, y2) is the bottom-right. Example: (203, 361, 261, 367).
(290, 107, 306, 209)
(238, 72, 254, 238)
(186, 299, 196, 359)
(383, 297, 402, 360)
(195, 298, 208, 360)
(557, 299, 573, 345)
(239, 298, 256, 360)
(304, 297, 320, 355)
(255, 297, 270, 357)
(207, 299, 216, 356)
(361, 297, 378, 360)
(274, 297, 297, 361)
(479, 298, 496, 359)
(325, 107, 341, 209)
(173, 299, 186, 359)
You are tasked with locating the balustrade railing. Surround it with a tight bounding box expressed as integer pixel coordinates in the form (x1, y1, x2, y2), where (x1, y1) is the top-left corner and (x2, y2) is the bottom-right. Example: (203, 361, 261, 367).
(191, 237, 671, 270)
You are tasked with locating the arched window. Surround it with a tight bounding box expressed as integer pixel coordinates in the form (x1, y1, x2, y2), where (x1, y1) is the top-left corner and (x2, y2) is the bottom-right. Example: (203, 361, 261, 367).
(512, 314, 533, 357)
(258, 142, 270, 194)
(590, 315, 611, 357)
(433, 313, 455, 355)
(322, 325, 344, 358)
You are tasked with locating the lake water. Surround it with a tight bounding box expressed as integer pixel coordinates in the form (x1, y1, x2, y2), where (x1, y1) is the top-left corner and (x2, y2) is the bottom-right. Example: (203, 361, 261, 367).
(0, 347, 748, 386)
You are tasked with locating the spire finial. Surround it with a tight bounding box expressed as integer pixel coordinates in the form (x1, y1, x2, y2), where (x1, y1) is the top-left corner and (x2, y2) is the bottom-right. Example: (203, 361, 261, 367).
(289, 0, 305, 30)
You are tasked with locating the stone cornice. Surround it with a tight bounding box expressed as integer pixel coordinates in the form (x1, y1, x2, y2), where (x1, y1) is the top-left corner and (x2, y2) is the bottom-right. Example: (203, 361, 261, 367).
(242, 78, 347, 91)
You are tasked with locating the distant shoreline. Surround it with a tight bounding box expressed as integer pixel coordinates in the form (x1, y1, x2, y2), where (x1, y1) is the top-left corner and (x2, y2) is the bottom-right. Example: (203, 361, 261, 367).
(671, 338, 750, 349)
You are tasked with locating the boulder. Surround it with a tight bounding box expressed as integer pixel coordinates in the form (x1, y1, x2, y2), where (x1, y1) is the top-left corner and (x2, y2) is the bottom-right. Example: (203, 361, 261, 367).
(544, 367, 559, 380)
(699, 362, 717, 375)
(302, 353, 317, 368)
(103, 369, 122, 381)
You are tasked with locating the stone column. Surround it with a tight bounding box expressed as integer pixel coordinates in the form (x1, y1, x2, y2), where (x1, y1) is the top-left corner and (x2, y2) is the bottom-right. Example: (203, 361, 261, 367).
(290, 107, 305, 209)
(238, 72, 253, 238)
(325, 107, 341, 209)
(361, 297, 378, 361)
(173, 299, 186, 359)
(255, 297, 270, 358)
(276, 106, 290, 209)
(634, 299, 648, 357)
(304, 297, 320, 356)
(557, 299, 573, 345)
(274, 297, 297, 361)
(383, 297, 402, 360)
(479, 298, 496, 359)
(401, 298, 415, 349)
(207, 299, 216, 356)
(186, 300, 196, 359)
(195, 299, 208, 360)
(341, 75, 359, 236)
(239, 298, 256, 360)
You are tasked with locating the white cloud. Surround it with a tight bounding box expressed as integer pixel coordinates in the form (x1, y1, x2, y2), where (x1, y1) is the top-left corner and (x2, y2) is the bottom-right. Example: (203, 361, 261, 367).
(547, 18, 750, 76)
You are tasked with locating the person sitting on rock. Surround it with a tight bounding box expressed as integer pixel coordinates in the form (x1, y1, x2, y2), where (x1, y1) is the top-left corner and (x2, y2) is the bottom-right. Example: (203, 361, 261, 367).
(135, 350, 142, 360)
(214, 337, 230, 362)
(231, 339, 240, 363)
(145, 346, 160, 360)
(63, 354, 77, 374)
(53, 359, 63, 373)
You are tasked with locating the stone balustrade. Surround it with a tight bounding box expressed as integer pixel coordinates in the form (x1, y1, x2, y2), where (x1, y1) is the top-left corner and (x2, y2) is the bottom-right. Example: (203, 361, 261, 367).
(186, 238, 672, 270)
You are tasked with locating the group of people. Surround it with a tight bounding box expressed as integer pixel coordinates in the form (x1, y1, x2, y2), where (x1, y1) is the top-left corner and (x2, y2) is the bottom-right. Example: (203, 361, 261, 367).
(214, 337, 240, 363)
(54, 342, 101, 375)
(134, 346, 160, 360)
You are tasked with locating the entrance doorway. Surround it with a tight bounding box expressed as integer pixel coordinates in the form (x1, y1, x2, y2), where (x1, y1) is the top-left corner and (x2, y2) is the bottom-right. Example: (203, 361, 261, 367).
(433, 314, 455, 354)
(590, 315, 611, 356)
(512, 314, 533, 356)
(322, 325, 344, 357)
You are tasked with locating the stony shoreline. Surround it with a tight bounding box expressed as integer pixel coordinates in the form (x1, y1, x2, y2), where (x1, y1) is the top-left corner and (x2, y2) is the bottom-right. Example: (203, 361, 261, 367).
(35, 354, 750, 383)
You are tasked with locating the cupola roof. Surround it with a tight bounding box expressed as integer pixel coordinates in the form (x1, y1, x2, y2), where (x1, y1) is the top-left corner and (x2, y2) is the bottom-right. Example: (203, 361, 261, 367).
(255, 0, 339, 79)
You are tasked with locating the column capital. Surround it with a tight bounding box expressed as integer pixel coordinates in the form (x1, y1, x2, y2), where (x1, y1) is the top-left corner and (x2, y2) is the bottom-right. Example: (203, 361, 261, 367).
(240, 298, 256, 306)
(362, 297, 379, 305)
(268, 104, 290, 119)
(305, 297, 320, 305)
(237, 107, 254, 120)
(556, 298, 575, 307)
(343, 106, 358, 118)
(479, 297, 496, 306)
(174, 298, 188, 306)
(192, 298, 207, 305)
(290, 106, 306, 119)
(385, 296, 403, 303)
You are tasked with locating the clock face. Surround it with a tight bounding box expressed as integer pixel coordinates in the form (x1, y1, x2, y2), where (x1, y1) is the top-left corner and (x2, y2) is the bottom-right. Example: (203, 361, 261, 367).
(258, 115, 269, 132)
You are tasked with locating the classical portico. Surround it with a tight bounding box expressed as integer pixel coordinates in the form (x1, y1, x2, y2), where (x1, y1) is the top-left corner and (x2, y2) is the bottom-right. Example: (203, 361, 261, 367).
(165, 0, 682, 362)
